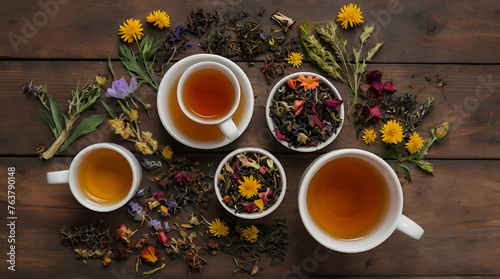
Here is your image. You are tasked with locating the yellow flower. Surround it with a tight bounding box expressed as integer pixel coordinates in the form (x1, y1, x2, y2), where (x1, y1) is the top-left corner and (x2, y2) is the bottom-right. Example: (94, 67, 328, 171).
(95, 74, 107, 86)
(287, 52, 303, 68)
(209, 218, 229, 237)
(240, 225, 259, 243)
(140, 246, 158, 263)
(337, 3, 364, 29)
(380, 119, 404, 144)
(405, 131, 424, 154)
(297, 75, 320, 92)
(161, 145, 173, 160)
(254, 199, 264, 211)
(135, 141, 153, 155)
(118, 18, 143, 43)
(362, 128, 377, 144)
(129, 109, 139, 122)
(238, 175, 262, 199)
(108, 117, 135, 139)
(146, 10, 170, 29)
(141, 131, 158, 151)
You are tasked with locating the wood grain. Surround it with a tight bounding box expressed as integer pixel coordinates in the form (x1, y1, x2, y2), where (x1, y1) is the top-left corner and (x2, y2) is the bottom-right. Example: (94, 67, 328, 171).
(0, 156, 499, 277)
(1, 60, 499, 158)
(0, 0, 499, 63)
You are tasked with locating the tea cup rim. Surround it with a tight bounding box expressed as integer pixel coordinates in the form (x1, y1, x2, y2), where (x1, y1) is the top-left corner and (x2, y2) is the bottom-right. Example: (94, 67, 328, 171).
(214, 147, 287, 219)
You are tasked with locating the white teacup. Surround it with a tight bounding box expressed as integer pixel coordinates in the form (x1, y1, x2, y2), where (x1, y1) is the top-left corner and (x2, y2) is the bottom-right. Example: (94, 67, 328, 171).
(46, 143, 142, 212)
(177, 61, 240, 140)
(298, 149, 424, 253)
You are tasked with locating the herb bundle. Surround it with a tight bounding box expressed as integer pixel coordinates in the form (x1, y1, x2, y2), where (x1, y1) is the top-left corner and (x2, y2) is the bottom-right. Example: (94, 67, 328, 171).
(300, 20, 383, 114)
(217, 151, 283, 214)
(269, 74, 343, 148)
(22, 78, 105, 160)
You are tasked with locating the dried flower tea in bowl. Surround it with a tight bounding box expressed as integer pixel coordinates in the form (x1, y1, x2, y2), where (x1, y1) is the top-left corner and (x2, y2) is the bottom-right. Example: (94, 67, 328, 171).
(266, 72, 344, 152)
(214, 147, 286, 219)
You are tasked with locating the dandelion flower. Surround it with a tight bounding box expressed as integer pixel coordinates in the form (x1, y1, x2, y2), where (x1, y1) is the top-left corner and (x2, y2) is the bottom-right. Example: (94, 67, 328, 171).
(287, 52, 303, 68)
(118, 18, 143, 43)
(337, 3, 364, 29)
(209, 218, 229, 237)
(380, 119, 404, 144)
(405, 131, 424, 154)
(238, 175, 262, 199)
(161, 145, 173, 160)
(146, 10, 170, 29)
(297, 75, 320, 91)
(240, 225, 259, 243)
(362, 128, 377, 144)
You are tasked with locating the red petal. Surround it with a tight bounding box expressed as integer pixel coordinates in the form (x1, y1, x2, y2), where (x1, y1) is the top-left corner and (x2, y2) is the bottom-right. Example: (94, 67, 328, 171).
(287, 78, 297, 90)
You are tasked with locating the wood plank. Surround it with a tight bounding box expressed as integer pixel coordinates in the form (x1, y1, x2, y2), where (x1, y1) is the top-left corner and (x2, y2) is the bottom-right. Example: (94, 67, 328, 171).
(0, 156, 499, 277)
(0, 0, 499, 63)
(1, 60, 499, 158)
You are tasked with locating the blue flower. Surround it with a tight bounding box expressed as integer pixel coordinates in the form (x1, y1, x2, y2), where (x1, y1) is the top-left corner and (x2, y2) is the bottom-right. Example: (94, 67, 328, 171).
(166, 199, 177, 211)
(135, 189, 145, 198)
(105, 76, 136, 99)
(149, 219, 162, 231)
(128, 201, 143, 216)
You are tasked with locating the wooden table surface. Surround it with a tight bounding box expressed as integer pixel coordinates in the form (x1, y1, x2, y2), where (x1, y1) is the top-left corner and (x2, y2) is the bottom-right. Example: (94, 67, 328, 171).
(1, 0, 499, 278)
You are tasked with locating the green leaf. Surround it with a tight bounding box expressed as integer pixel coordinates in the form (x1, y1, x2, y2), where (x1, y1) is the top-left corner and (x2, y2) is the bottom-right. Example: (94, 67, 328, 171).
(416, 160, 434, 174)
(360, 24, 375, 44)
(107, 55, 116, 81)
(366, 42, 384, 62)
(397, 164, 412, 182)
(59, 115, 104, 152)
(101, 101, 116, 118)
(38, 109, 58, 138)
(117, 99, 130, 115)
(48, 96, 64, 137)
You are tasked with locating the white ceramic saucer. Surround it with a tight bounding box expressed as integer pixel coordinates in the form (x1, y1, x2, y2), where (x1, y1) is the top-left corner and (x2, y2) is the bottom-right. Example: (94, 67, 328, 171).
(157, 54, 254, 149)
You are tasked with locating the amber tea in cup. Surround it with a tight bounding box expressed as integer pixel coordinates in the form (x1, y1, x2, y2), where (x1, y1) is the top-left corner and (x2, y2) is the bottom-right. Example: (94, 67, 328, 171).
(77, 148, 133, 204)
(177, 61, 241, 140)
(182, 67, 236, 121)
(307, 156, 389, 239)
(47, 143, 142, 212)
(299, 149, 424, 253)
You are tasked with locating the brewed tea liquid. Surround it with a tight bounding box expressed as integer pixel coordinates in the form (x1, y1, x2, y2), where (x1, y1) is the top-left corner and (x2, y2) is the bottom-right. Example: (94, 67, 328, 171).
(78, 149, 133, 204)
(307, 157, 389, 239)
(182, 68, 235, 120)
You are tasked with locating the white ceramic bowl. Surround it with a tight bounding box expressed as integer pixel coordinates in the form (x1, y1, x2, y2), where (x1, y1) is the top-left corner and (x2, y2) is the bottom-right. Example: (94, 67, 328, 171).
(214, 147, 287, 219)
(265, 72, 344, 152)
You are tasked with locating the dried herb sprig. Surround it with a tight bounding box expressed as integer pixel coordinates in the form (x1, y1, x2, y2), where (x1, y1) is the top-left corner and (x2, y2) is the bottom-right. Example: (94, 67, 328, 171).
(118, 33, 163, 90)
(300, 20, 383, 114)
(23, 77, 105, 160)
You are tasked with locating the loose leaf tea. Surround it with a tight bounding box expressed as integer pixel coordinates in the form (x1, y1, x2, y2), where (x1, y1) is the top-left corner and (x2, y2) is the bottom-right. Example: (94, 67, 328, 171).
(269, 75, 343, 148)
(206, 218, 288, 275)
(217, 152, 283, 214)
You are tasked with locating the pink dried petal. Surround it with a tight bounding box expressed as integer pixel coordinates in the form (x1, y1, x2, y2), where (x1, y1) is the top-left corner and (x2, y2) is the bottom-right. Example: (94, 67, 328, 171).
(275, 129, 287, 140)
(294, 99, 305, 116)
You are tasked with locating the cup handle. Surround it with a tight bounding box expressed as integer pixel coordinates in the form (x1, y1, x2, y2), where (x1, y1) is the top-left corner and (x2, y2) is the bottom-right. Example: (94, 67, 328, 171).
(218, 118, 239, 140)
(396, 214, 424, 240)
(47, 170, 69, 184)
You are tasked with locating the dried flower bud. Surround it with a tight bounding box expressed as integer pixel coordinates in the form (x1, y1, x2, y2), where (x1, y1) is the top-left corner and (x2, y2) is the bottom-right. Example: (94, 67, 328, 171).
(95, 74, 107, 86)
(271, 12, 295, 33)
(431, 122, 449, 140)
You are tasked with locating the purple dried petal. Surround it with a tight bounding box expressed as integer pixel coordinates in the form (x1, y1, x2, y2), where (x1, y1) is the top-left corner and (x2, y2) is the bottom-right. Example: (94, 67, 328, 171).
(149, 219, 162, 231)
(135, 189, 145, 198)
(366, 70, 382, 85)
(324, 99, 343, 109)
(229, 172, 240, 179)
